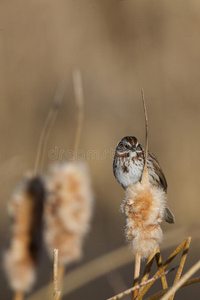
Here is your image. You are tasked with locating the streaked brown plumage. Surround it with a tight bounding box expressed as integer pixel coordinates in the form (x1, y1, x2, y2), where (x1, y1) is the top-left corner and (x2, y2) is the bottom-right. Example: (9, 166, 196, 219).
(113, 136, 175, 223)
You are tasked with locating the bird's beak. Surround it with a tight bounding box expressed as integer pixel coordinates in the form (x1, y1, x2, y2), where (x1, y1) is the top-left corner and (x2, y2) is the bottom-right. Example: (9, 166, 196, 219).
(131, 146, 136, 151)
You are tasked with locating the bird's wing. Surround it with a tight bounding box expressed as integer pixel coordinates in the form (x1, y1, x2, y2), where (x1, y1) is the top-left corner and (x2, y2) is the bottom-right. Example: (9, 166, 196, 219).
(148, 151, 168, 192)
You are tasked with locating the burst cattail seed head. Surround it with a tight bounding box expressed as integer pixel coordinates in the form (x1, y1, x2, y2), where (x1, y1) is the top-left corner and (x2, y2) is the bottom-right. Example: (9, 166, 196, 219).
(3, 175, 46, 292)
(44, 161, 93, 265)
(121, 180, 166, 259)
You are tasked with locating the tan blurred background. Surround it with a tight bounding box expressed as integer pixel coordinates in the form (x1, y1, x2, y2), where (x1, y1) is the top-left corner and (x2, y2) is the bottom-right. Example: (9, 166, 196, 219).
(0, 0, 200, 299)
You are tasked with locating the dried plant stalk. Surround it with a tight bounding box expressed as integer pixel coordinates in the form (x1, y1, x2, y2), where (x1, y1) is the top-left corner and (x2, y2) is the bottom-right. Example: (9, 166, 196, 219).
(168, 236, 191, 300)
(44, 161, 93, 265)
(106, 266, 177, 300)
(161, 260, 200, 300)
(138, 247, 159, 294)
(155, 250, 168, 290)
(3, 176, 45, 295)
(53, 249, 61, 300)
(26, 227, 199, 300)
(34, 79, 65, 175)
(73, 68, 84, 159)
(132, 252, 141, 299)
(147, 277, 200, 300)
(13, 291, 24, 300)
(136, 237, 192, 300)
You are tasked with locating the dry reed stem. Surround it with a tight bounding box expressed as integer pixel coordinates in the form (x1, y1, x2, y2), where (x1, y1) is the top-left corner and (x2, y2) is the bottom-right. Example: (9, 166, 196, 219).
(138, 248, 159, 294)
(141, 237, 191, 299)
(141, 88, 148, 185)
(132, 252, 141, 299)
(146, 277, 200, 300)
(132, 90, 148, 299)
(147, 279, 200, 300)
(26, 227, 199, 300)
(14, 291, 24, 300)
(160, 260, 200, 300)
(155, 250, 168, 290)
(34, 79, 65, 175)
(73, 68, 84, 159)
(139, 248, 168, 296)
(57, 264, 65, 294)
(53, 249, 61, 300)
(107, 267, 177, 300)
(50, 69, 83, 296)
(168, 236, 191, 300)
(136, 237, 191, 300)
(53, 249, 59, 295)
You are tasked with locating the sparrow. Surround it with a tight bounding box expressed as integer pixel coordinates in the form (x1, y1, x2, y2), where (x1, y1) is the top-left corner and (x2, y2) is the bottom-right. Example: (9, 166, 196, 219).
(113, 136, 175, 223)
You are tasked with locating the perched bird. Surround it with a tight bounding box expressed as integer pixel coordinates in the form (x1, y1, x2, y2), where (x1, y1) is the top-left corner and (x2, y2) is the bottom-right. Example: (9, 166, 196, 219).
(113, 136, 175, 223)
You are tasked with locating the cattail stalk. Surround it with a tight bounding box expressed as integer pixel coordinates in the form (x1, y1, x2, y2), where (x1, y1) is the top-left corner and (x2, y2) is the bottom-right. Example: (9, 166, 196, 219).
(120, 90, 167, 299)
(34, 79, 66, 175)
(53, 249, 61, 300)
(44, 69, 93, 297)
(4, 84, 64, 300)
(72, 68, 84, 160)
(132, 252, 141, 299)
(14, 291, 24, 300)
(132, 90, 148, 299)
(44, 69, 91, 298)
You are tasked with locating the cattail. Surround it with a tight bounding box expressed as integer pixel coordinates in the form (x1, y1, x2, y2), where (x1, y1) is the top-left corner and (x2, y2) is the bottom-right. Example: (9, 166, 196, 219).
(119, 90, 168, 299)
(3, 82, 65, 299)
(44, 161, 93, 265)
(121, 180, 166, 259)
(3, 175, 45, 293)
(43, 69, 92, 266)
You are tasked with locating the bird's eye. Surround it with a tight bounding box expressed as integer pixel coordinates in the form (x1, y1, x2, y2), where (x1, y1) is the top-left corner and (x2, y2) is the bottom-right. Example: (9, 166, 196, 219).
(125, 144, 129, 149)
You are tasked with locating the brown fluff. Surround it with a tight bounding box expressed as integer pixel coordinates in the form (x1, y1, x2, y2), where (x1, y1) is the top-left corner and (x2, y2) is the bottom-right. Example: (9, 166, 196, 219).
(3, 175, 45, 292)
(121, 180, 166, 259)
(44, 161, 93, 265)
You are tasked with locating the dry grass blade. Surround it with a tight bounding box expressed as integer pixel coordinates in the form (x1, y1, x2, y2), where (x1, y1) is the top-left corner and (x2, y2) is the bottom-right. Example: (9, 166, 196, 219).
(139, 248, 168, 296)
(73, 68, 84, 159)
(141, 88, 148, 178)
(132, 90, 148, 299)
(160, 260, 200, 300)
(107, 266, 177, 300)
(34, 79, 65, 175)
(136, 237, 191, 300)
(145, 277, 200, 300)
(168, 236, 191, 300)
(155, 250, 168, 290)
(139, 248, 159, 294)
(132, 252, 141, 299)
(141, 88, 148, 184)
(53, 249, 61, 300)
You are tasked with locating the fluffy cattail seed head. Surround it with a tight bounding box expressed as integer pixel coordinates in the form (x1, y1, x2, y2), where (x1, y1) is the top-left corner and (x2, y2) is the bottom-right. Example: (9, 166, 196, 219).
(121, 180, 166, 259)
(44, 161, 93, 265)
(3, 175, 46, 292)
